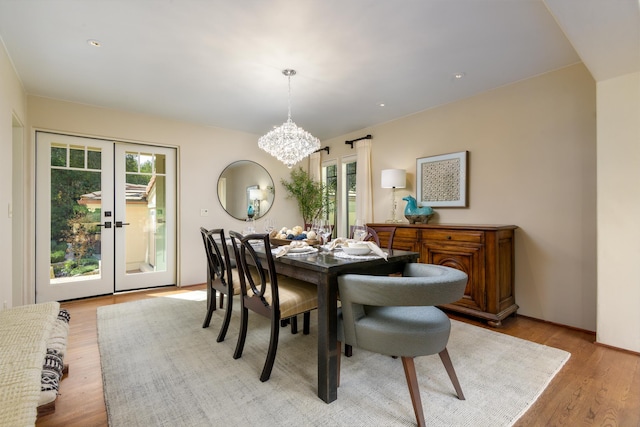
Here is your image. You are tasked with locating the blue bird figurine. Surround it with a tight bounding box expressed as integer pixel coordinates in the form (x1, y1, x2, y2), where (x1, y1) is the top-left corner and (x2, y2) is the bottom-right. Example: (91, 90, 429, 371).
(403, 196, 434, 224)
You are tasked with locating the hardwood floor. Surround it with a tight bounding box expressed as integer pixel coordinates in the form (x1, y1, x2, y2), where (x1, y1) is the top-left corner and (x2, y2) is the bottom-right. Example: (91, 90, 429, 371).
(36, 285, 640, 427)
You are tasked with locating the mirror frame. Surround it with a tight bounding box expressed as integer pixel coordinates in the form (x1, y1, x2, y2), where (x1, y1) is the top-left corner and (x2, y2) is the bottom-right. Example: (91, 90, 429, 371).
(217, 160, 275, 220)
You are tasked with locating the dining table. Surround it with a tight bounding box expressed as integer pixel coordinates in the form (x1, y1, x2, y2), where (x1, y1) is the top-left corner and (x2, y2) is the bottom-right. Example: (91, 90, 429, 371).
(238, 241, 419, 404)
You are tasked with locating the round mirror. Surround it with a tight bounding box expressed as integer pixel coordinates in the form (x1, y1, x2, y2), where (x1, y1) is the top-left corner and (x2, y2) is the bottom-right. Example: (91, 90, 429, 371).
(217, 160, 275, 220)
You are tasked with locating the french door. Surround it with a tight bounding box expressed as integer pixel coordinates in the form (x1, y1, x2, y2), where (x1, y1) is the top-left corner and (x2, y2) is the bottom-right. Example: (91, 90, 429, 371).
(35, 132, 176, 302)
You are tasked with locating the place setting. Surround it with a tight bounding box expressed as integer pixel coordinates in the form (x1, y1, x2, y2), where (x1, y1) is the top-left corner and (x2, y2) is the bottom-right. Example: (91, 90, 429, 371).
(325, 239, 388, 260)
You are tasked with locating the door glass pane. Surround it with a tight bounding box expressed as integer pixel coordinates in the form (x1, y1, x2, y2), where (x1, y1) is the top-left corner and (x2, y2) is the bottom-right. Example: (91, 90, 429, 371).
(69, 145, 85, 168)
(345, 160, 357, 231)
(322, 163, 337, 238)
(50, 144, 102, 283)
(51, 144, 66, 167)
(87, 147, 101, 170)
(124, 151, 167, 274)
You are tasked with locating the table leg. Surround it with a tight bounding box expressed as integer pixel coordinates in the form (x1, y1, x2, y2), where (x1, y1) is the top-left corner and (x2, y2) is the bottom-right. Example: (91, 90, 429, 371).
(316, 275, 338, 403)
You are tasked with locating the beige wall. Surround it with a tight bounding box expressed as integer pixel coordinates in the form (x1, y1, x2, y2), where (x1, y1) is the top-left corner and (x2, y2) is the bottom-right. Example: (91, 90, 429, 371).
(324, 63, 597, 331)
(0, 41, 27, 309)
(596, 71, 640, 352)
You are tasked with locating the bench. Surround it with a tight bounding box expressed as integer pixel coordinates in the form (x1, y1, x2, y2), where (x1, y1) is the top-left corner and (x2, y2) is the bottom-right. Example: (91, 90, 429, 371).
(0, 302, 70, 426)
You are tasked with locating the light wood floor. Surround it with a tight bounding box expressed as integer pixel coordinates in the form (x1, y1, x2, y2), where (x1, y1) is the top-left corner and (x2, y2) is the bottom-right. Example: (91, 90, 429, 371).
(36, 285, 640, 427)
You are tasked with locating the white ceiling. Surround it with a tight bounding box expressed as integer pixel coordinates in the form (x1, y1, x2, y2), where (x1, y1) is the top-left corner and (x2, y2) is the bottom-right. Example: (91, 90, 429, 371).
(0, 0, 637, 141)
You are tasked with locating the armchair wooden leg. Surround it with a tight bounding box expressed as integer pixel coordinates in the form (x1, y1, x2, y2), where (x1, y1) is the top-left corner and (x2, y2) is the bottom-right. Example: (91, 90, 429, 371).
(438, 348, 465, 400)
(219, 293, 224, 309)
(290, 316, 298, 334)
(401, 356, 426, 427)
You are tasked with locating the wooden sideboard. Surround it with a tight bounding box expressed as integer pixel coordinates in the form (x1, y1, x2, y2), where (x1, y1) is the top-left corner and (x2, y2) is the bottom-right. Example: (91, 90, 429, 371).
(368, 223, 518, 326)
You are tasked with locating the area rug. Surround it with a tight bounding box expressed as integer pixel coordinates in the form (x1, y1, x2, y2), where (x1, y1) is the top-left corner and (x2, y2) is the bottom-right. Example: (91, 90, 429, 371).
(97, 291, 570, 426)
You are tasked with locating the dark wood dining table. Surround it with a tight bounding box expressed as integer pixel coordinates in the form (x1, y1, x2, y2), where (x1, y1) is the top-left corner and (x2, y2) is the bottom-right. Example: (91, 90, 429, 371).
(245, 244, 419, 403)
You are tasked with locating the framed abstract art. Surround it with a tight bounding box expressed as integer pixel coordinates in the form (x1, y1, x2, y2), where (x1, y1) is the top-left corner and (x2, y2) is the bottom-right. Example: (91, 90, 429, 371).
(416, 151, 468, 207)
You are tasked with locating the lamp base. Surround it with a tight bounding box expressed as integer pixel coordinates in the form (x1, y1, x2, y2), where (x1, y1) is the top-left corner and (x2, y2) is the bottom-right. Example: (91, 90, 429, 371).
(385, 218, 404, 223)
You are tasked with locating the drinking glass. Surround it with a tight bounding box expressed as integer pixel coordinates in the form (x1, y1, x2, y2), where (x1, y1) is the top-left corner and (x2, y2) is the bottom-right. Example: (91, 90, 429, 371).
(314, 219, 328, 245)
(352, 219, 367, 241)
(311, 219, 321, 239)
(244, 218, 256, 235)
(320, 220, 332, 245)
(263, 218, 275, 234)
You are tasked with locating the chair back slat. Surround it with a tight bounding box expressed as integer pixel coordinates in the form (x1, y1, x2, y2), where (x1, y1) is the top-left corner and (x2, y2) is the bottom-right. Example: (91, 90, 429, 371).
(200, 227, 234, 291)
(229, 231, 279, 309)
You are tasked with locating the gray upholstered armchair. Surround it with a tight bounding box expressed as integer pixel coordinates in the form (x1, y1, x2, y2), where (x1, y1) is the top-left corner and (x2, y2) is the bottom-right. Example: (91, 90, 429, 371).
(337, 263, 468, 427)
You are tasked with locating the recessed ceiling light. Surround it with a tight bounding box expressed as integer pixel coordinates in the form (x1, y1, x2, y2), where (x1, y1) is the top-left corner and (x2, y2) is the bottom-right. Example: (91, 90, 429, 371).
(379, 103, 385, 107)
(454, 72, 465, 79)
(87, 39, 102, 47)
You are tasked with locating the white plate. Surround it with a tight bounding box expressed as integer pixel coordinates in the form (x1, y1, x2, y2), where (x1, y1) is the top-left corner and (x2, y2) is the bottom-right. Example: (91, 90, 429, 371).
(287, 246, 314, 253)
(342, 246, 371, 256)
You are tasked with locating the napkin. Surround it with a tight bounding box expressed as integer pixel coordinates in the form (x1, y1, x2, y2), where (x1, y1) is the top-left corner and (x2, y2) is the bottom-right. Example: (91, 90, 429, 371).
(327, 238, 387, 260)
(275, 241, 310, 258)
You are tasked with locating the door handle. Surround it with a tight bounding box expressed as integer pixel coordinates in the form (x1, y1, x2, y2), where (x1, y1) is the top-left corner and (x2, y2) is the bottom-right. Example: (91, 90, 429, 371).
(115, 221, 130, 228)
(97, 221, 112, 229)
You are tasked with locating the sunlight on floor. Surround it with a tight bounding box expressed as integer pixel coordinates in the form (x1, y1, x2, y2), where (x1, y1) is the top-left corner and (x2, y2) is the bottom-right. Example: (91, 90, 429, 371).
(154, 290, 208, 301)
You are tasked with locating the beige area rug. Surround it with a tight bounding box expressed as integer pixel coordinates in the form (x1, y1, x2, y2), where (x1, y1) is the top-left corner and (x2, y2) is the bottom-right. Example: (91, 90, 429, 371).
(97, 291, 570, 426)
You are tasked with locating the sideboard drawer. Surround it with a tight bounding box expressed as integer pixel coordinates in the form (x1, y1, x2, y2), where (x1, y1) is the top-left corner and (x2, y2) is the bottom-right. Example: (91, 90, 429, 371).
(394, 228, 418, 240)
(421, 229, 484, 243)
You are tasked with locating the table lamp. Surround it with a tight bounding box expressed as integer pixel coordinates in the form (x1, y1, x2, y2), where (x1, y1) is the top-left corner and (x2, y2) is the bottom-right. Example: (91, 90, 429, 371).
(249, 188, 264, 217)
(381, 169, 406, 223)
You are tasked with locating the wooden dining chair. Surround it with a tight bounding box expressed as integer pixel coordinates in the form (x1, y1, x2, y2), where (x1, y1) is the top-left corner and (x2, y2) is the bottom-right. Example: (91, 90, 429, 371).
(229, 231, 319, 382)
(199, 227, 242, 343)
(366, 225, 396, 251)
(337, 264, 468, 427)
(348, 225, 396, 250)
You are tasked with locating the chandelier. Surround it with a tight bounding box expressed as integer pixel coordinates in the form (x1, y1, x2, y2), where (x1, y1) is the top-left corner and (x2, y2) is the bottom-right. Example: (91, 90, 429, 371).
(258, 69, 320, 168)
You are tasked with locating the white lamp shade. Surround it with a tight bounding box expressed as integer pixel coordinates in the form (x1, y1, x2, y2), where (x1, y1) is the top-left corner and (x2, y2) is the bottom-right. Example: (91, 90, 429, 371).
(249, 188, 264, 200)
(381, 169, 406, 189)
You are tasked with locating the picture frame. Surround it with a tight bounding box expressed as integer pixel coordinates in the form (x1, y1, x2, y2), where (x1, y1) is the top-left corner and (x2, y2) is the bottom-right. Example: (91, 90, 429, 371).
(416, 151, 468, 207)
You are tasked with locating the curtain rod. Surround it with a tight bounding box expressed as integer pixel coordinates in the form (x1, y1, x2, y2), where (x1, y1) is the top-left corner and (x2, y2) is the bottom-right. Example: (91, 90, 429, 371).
(345, 134, 372, 149)
(314, 146, 330, 155)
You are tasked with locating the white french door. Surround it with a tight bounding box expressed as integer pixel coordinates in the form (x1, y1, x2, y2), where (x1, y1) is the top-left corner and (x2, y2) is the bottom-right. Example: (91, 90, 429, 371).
(35, 132, 176, 302)
(114, 144, 176, 291)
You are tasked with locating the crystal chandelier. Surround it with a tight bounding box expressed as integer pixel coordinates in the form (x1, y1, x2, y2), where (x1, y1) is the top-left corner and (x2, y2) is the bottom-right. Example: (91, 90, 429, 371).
(258, 69, 320, 168)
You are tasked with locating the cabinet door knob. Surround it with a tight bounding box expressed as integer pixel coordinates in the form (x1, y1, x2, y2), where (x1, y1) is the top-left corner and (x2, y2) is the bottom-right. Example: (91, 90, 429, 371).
(447, 235, 452, 240)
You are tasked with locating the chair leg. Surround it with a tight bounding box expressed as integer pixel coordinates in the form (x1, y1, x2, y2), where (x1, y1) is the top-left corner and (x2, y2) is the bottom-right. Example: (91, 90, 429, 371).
(219, 293, 224, 309)
(202, 287, 215, 328)
(233, 304, 249, 359)
(438, 348, 465, 400)
(290, 316, 298, 334)
(337, 340, 342, 387)
(260, 316, 280, 382)
(345, 344, 353, 357)
(401, 356, 426, 427)
(303, 311, 310, 335)
(216, 293, 232, 343)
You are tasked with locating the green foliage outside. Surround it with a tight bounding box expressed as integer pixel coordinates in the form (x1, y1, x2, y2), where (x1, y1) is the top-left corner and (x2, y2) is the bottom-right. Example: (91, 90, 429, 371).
(48, 150, 153, 277)
(281, 168, 327, 226)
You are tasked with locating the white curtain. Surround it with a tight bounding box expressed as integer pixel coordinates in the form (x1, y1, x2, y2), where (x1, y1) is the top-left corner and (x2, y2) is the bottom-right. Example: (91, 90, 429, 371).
(355, 139, 373, 223)
(309, 152, 321, 182)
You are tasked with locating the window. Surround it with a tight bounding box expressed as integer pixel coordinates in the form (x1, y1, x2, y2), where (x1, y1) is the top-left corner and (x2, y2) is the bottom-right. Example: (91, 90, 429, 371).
(323, 156, 357, 238)
(344, 159, 357, 235)
(322, 163, 337, 237)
